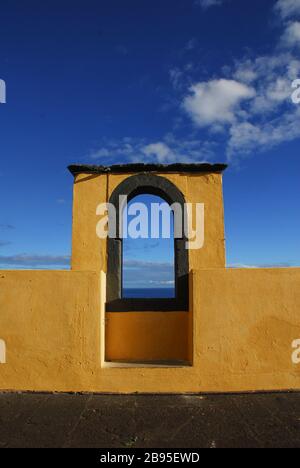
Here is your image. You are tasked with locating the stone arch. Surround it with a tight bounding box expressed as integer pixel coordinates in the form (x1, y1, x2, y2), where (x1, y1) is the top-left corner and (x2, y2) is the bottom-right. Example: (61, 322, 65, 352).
(106, 174, 189, 311)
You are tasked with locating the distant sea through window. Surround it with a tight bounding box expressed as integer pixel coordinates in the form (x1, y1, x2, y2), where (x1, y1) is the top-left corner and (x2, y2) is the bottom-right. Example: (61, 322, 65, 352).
(123, 288, 175, 299)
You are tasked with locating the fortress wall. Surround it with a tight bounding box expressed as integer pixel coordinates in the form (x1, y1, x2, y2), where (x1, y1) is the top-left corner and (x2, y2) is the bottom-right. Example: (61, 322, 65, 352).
(1, 268, 300, 393)
(192, 267, 300, 392)
(0, 270, 100, 392)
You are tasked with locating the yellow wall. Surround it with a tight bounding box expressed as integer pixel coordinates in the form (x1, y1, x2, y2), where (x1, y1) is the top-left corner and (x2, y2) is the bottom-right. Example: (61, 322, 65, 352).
(71, 171, 225, 363)
(1, 171, 300, 393)
(71, 172, 226, 272)
(0, 271, 100, 392)
(1, 268, 300, 393)
(192, 268, 300, 392)
(105, 312, 189, 363)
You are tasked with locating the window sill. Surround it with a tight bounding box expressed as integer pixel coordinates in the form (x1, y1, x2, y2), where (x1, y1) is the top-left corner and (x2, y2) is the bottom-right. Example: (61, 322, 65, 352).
(102, 360, 192, 369)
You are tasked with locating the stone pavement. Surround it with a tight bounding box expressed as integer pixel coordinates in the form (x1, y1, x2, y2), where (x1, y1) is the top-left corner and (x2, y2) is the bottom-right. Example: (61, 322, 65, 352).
(0, 392, 300, 448)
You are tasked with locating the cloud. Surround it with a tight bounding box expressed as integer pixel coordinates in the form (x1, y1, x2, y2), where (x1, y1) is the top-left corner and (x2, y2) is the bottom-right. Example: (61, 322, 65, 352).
(149, 280, 175, 285)
(124, 260, 173, 269)
(224, 52, 300, 157)
(88, 134, 215, 164)
(0, 224, 15, 230)
(227, 106, 300, 158)
(179, 34, 300, 159)
(281, 21, 300, 46)
(163, 0, 300, 161)
(232, 53, 300, 114)
(123, 260, 174, 288)
(195, 0, 224, 9)
(185, 38, 198, 51)
(115, 45, 129, 56)
(87, 0, 300, 166)
(182, 79, 255, 127)
(227, 263, 257, 269)
(169, 68, 184, 90)
(228, 262, 294, 268)
(123, 241, 160, 253)
(0, 241, 11, 247)
(275, 0, 300, 19)
(0, 254, 71, 269)
(142, 142, 173, 163)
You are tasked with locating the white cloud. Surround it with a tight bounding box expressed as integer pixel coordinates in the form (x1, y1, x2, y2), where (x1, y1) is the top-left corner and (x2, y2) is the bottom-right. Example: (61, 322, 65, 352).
(0, 224, 15, 230)
(226, 52, 300, 156)
(231, 54, 300, 114)
(88, 0, 300, 166)
(185, 38, 198, 51)
(195, 0, 224, 9)
(170, 0, 300, 161)
(150, 280, 175, 285)
(0, 241, 11, 247)
(275, 0, 300, 19)
(123, 260, 174, 288)
(124, 260, 173, 269)
(227, 107, 300, 158)
(179, 45, 300, 159)
(233, 67, 257, 84)
(281, 21, 300, 46)
(169, 68, 184, 90)
(228, 262, 293, 268)
(142, 142, 173, 163)
(182, 79, 255, 127)
(0, 254, 71, 269)
(88, 134, 215, 164)
(266, 77, 291, 102)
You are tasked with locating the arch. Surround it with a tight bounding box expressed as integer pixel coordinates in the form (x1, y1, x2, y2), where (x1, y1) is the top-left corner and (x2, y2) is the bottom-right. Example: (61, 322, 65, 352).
(106, 174, 189, 311)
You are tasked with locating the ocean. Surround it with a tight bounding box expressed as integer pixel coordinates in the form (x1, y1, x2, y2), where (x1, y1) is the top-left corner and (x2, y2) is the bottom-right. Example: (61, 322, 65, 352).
(123, 288, 175, 299)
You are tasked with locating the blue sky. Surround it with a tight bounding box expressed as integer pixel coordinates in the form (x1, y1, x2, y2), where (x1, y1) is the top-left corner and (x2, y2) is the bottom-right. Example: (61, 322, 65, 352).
(0, 0, 299, 287)
(123, 194, 175, 290)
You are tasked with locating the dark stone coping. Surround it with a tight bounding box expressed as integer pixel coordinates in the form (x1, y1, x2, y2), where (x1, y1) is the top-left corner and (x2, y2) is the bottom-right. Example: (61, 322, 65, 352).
(68, 163, 228, 176)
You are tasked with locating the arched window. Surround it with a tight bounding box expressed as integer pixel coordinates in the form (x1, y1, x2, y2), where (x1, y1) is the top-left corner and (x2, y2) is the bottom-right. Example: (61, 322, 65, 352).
(106, 174, 189, 311)
(122, 194, 175, 299)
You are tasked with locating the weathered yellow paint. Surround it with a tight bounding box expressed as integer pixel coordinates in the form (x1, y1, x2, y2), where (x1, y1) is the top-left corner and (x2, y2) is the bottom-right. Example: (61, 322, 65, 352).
(70, 171, 225, 363)
(191, 268, 300, 392)
(1, 268, 300, 393)
(71, 173, 108, 272)
(105, 312, 189, 363)
(0, 271, 100, 392)
(71, 171, 226, 272)
(1, 170, 300, 393)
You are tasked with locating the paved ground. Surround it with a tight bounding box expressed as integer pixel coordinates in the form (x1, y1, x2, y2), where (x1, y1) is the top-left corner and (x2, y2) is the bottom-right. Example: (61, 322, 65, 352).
(1, 392, 300, 448)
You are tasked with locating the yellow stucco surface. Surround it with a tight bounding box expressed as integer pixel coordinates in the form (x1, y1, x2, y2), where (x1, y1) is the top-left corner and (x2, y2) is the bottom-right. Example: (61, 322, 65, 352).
(1, 170, 300, 393)
(71, 173, 108, 272)
(1, 268, 300, 393)
(71, 172, 226, 272)
(105, 312, 189, 363)
(0, 271, 100, 392)
(192, 268, 300, 391)
(70, 171, 226, 364)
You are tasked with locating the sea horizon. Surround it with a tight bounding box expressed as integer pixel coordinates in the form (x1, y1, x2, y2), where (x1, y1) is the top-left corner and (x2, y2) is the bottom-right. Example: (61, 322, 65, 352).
(123, 288, 175, 299)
